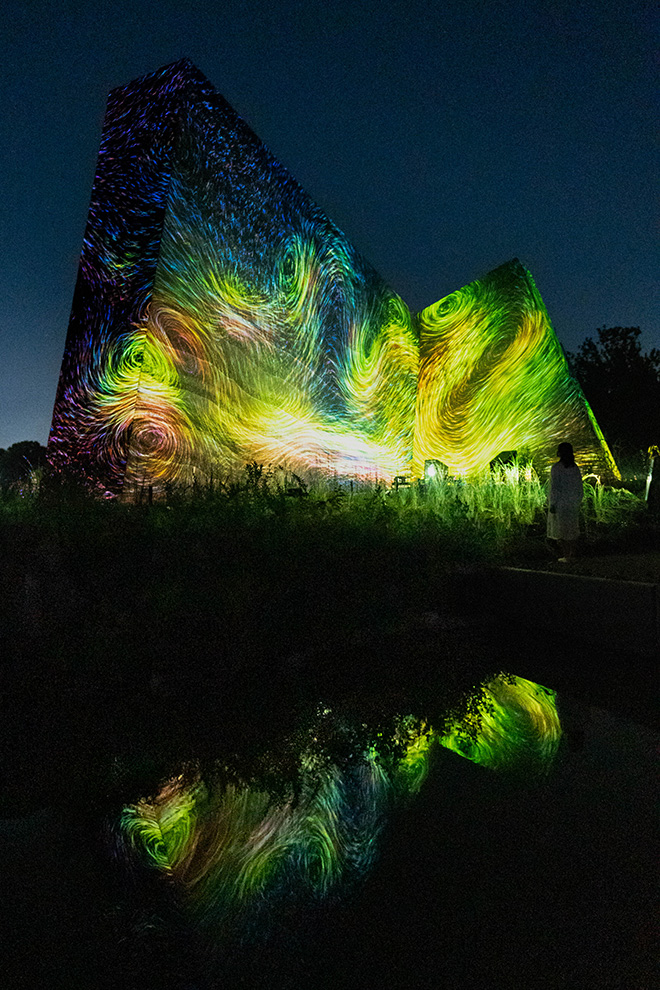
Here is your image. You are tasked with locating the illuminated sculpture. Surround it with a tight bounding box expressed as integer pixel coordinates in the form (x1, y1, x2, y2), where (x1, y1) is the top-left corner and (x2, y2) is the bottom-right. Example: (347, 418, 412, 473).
(48, 60, 617, 495)
(414, 260, 619, 478)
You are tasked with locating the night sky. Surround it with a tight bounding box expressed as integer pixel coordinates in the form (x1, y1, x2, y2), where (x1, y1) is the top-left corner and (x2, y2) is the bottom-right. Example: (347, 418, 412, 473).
(1, 0, 657, 449)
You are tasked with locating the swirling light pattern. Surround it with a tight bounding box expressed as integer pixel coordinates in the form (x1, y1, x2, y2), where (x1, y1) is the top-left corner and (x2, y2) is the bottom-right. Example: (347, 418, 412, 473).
(48, 60, 417, 495)
(48, 62, 193, 494)
(115, 676, 561, 939)
(48, 60, 617, 495)
(414, 261, 620, 478)
(438, 675, 563, 773)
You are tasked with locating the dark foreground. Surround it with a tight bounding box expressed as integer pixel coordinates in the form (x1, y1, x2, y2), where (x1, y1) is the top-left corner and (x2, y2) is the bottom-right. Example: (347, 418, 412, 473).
(2, 694, 655, 990)
(1, 500, 657, 989)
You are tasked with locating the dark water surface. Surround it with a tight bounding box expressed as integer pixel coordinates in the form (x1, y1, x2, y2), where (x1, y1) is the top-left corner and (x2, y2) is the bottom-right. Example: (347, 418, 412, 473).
(2, 701, 655, 990)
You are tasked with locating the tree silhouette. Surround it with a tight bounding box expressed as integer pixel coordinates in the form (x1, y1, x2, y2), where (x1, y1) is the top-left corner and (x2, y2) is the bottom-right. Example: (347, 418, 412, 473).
(567, 327, 660, 459)
(0, 441, 48, 486)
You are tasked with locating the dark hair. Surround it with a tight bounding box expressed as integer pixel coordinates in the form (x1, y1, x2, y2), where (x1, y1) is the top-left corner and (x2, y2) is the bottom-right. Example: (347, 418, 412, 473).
(557, 442, 575, 467)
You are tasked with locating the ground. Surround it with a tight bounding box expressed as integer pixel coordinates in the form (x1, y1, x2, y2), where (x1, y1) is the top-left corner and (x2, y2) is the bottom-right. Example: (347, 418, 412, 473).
(541, 550, 660, 584)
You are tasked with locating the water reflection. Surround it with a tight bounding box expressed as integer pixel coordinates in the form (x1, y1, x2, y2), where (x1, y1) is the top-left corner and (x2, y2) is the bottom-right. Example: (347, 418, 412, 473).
(113, 675, 562, 942)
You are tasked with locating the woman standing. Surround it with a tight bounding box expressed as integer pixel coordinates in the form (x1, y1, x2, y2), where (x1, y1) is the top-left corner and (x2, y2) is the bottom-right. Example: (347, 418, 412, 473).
(547, 442, 583, 561)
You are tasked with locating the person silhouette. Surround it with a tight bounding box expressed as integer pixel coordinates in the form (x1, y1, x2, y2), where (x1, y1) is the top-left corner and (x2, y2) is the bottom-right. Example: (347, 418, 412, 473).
(547, 442, 583, 561)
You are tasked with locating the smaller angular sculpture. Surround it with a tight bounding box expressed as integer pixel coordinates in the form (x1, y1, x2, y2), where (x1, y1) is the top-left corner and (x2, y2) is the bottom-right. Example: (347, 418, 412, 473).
(414, 260, 619, 478)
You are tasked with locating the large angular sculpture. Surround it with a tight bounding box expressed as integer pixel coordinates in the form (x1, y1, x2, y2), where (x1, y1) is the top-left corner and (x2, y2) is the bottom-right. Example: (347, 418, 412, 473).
(49, 60, 618, 495)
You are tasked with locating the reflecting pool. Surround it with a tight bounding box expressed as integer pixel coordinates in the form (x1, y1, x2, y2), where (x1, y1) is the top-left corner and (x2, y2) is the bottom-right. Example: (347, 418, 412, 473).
(113, 675, 562, 945)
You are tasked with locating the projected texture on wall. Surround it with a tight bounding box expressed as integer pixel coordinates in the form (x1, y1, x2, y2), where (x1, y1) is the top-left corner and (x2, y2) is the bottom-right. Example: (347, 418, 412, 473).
(414, 260, 620, 478)
(49, 60, 617, 494)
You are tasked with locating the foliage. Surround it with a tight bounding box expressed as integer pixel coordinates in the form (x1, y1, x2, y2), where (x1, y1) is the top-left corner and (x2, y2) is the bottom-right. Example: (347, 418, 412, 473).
(0, 440, 48, 488)
(567, 327, 660, 458)
(581, 479, 644, 529)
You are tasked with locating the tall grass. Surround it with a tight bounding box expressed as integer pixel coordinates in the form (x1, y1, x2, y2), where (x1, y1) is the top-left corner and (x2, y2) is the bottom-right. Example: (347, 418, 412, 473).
(0, 456, 649, 553)
(581, 475, 644, 529)
(0, 458, 651, 815)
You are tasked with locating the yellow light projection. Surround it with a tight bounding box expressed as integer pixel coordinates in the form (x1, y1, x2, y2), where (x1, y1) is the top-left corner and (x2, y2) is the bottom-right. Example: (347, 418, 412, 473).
(48, 60, 619, 495)
(413, 260, 619, 479)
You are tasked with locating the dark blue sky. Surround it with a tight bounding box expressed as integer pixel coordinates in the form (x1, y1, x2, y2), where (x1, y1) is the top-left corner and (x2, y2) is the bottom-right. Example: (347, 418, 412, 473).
(1, 0, 657, 448)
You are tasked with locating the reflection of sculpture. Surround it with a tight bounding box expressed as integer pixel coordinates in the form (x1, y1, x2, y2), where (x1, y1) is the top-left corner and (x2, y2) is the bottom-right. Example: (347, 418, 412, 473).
(116, 677, 561, 939)
(48, 60, 618, 496)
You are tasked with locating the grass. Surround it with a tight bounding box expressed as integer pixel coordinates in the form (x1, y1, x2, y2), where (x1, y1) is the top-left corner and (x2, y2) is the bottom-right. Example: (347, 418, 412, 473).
(0, 460, 656, 817)
(2, 462, 657, 990)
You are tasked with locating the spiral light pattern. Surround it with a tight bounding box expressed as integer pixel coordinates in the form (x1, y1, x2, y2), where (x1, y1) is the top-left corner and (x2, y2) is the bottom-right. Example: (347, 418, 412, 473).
(48, 60, 617, 495)
(116, 676, 562, 939)
(414, 262, 620, 478)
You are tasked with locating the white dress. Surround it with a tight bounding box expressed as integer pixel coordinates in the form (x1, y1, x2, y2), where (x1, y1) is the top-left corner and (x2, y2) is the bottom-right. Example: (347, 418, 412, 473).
(547, 462, 583, 540)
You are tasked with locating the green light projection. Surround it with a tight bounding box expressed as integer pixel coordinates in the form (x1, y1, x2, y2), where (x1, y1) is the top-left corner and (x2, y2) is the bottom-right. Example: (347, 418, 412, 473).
(49, 61, 619, 495)
(414, 260, 620, 479)
(438, 675, 563, 772)
(117, 675, 563, 938)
